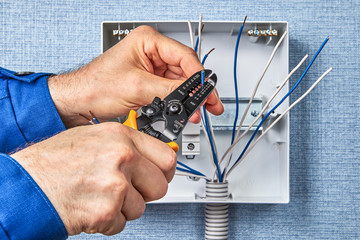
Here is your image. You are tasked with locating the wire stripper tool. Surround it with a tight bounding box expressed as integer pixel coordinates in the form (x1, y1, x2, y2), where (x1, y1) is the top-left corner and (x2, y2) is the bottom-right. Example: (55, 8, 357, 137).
(124, 69, 217, 152)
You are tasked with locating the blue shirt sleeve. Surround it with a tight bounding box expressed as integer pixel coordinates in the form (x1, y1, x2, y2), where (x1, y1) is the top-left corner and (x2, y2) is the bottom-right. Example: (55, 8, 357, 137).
(0, 66, 66, 154)
(0, 154, 68, 240)
(0, 67, 68, 239)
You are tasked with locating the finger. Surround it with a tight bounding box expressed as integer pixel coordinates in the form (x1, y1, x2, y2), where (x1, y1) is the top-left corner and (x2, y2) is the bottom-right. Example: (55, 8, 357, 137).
(166, 65, 187, 78)
(121, 185, 146, 220)
(101, 212, 127, 236)
(128, 127, 177, 182)
(128, 151, 169, 201)
(164, 70, 186, 80)
(189, 110, 201, 124)
(204, 89, 224, 116)
(136, 70, 184, 104)
(146, 29, 204, 77)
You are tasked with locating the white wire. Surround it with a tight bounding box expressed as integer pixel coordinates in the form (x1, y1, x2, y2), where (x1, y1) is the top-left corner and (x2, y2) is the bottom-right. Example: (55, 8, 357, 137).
(225, 67, 333, 178)
(196, 14, 219, 181)
(219, 54, 309, 176)
(234, 31, 288, 142)
(187, 20, 194, 49)
(198, 14, 202, 59)
(205, 110, 218, 158)
(201, 110, 217, 171)
(176, 170, 212, 181)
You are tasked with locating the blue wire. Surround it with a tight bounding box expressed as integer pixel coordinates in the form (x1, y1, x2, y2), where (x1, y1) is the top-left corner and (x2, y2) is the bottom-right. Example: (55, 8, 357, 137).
(93, 118, 100, 124)
(176, 167, 209, 181)
(177, 162, 206, 177)
(227, 37, 330, 174)
(220, 23, 245, 178)
(194, 37, 199, 53)
(200, 70, 223, 182)
(201, 54, 208, 65)
(231, 24, 245, 145)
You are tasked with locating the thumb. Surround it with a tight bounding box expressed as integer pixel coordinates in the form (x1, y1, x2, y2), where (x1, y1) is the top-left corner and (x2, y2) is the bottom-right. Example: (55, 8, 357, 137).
(138, 71, 184, 105)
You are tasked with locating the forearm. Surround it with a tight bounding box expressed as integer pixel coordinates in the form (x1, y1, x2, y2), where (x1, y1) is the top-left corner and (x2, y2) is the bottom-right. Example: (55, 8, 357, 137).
(48, 67, 94, 128)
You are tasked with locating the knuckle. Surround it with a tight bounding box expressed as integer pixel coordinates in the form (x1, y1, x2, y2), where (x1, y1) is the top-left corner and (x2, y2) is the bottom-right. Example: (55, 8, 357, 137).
(154, 179, 169, 200)
(112, 181, 130, 198)
(134, 25, 156, 34)
(144, 178, 168, 202)
(167, 80, 180, 94)
(101, 205, 119, 224)
(118, 144, 136, 164)
(100, 175, 129, 202)
(86, 205, 118, 232)
(129, 200, 146, 220)
(102, 219, 127, 236)
(163, 149, 177, 177)
(101, 122, 125, 134)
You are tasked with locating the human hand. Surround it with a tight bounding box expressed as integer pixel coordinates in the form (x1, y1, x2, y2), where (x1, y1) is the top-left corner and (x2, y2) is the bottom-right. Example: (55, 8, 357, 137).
(11, 122, 176, 235)
(48, 25, 223, 128)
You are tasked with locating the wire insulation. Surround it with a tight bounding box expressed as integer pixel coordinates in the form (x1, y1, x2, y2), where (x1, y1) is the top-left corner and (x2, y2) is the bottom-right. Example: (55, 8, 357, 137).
(176, 171, 211, 181)
(225, 37, 330, 178)
(187, 20, 194, 49)
(201, 70, 222, 181)
(219, 54, 309, 176)
(231, 16, 247, 145)
(226, 67, 333, 177)
(234, 31, 288, 142)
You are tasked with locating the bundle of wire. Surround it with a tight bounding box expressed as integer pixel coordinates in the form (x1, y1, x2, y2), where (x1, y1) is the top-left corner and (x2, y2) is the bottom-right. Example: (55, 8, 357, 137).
(175, 16, 333, 183)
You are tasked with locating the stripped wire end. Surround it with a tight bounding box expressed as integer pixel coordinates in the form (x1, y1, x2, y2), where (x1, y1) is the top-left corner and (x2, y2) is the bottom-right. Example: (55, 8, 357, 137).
(202, 48, 216, 65)
(243, 16, 248, 26)
(89, 111, 100, 124)
(194, 22, 205, 54)
(207, 48, 215, 55)
(79, 113, 95, 125)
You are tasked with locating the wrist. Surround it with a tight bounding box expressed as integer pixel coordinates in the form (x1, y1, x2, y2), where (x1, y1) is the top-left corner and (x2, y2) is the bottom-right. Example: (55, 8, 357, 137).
(48, 69, 93, 128)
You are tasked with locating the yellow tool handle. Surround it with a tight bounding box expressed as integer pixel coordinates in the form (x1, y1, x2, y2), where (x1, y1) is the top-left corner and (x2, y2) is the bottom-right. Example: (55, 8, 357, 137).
(123, 110, 179, 152)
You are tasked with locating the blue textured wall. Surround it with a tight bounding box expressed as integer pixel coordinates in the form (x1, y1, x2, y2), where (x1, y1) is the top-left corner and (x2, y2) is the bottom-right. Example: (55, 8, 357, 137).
(1, 0, 359, 239)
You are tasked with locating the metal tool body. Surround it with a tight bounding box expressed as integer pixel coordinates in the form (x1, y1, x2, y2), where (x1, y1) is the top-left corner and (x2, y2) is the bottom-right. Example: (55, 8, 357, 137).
(124, 69, 217, 152)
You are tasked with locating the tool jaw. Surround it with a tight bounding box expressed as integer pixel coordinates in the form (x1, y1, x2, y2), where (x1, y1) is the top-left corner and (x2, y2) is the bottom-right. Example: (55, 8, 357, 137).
(136, 69, 217, 143)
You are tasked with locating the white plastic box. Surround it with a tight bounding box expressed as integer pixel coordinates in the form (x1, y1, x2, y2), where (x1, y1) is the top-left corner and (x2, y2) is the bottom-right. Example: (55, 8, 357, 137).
(102, 21, 289, 203)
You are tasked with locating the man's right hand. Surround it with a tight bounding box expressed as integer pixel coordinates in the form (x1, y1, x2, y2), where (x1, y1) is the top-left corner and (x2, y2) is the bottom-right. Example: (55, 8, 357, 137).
(10, 122, 177, 235)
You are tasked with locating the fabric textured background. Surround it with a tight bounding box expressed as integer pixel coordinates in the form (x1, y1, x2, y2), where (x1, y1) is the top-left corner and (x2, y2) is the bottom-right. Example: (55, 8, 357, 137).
(1, 0, 359, 239)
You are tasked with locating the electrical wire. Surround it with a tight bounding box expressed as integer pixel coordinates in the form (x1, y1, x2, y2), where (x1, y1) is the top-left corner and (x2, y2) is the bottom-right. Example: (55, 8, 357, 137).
(233, 31, 288, 142)
(225, 37, 330, 179)
(194, 21, 204, 55)
(175, 170, 212, 181)
(201, 49, 223, 181)
(181, 17, 217, 182)
(219, 54, 309, 177)
(226, 67, 333, 178)
(177, 161, 206, 177)
(201, 114, 217, 171)
(201, 48, 215, 65)
(231, 16, 247, 145)
(187, 20, 194, 49)
(89, 111, 100, 124)
(201, 70, 222, 182)
(202, 106, 221, 180)
(79, 113, 95, 125)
